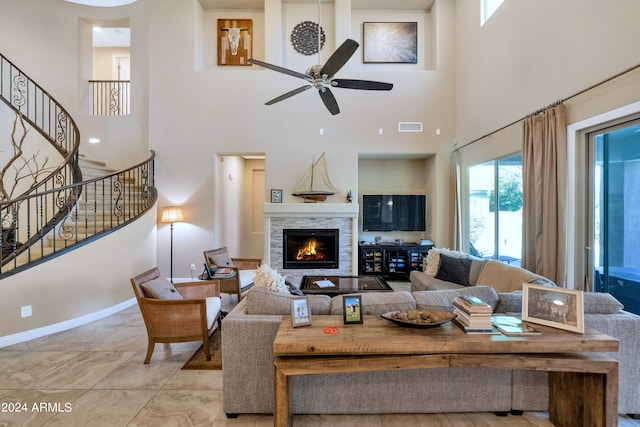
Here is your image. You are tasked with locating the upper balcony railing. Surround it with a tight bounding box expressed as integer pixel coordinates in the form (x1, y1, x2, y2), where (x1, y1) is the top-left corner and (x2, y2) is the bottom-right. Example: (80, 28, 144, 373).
(89, 80, 130, 116)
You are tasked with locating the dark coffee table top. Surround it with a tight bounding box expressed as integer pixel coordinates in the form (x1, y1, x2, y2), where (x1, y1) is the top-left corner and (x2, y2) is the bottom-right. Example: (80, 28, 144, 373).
(299, 275, 393, 295)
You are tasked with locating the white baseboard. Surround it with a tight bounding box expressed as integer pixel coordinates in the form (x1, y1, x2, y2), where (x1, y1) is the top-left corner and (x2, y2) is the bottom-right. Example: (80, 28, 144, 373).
(0, 298, 137, 348)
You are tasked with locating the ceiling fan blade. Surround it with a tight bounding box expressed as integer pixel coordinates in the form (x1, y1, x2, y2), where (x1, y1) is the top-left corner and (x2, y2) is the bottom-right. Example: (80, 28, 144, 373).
(332, 79, 394, 91)
(320, 39, 359, 79)
(265, 85, 313, 105)
(318, 88, 340, 115)
(249, 58, 311, 81)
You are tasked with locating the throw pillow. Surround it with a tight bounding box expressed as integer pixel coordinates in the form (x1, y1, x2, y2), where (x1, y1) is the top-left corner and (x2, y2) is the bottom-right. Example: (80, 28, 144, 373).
(253, 264, 289, 294)
(140, 278, 183, 300)
(583, 292, 624, 314)
(434, 254, 472, 287)
(495, 291, 523, 313)
(208, 252, 236, 268)
(413, 286, 500, 312)
(424, 248, 467, 276)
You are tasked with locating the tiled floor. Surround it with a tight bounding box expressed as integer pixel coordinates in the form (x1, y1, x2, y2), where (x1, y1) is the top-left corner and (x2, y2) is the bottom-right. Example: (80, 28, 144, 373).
(1, 289, 638, 426)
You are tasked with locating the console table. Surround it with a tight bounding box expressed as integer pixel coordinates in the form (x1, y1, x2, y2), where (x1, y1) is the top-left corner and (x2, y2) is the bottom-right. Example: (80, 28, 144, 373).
(272, 316, 619, 427)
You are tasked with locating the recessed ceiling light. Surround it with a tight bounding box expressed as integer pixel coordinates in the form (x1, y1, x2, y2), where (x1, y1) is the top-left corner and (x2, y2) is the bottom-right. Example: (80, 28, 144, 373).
(65, 0, 137, 7)
(88, 137, 100, 144)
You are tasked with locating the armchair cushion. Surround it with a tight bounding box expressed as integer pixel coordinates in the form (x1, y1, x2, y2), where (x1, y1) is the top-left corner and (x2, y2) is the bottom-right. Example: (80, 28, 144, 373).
(141, 278, 183, 300)
(239, 270, 257, 289)
(208, 252, 235, 268)
(206, 296, 222, 328)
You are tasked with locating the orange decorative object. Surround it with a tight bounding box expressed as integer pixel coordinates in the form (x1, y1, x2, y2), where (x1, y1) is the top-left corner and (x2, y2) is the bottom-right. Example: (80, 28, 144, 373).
(323, 326, 339, 334)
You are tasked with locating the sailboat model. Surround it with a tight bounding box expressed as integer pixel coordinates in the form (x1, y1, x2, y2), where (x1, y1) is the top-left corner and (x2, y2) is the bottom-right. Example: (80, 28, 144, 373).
(292, 152, 337, 202)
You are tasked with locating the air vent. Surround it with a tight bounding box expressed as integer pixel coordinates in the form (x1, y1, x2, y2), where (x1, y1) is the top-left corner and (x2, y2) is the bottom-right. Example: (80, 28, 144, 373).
(398, 122, 423, 132)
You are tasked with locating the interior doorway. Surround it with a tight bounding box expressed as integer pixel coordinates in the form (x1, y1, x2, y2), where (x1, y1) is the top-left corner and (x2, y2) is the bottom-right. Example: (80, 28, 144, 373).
(214, 154, 265, 260)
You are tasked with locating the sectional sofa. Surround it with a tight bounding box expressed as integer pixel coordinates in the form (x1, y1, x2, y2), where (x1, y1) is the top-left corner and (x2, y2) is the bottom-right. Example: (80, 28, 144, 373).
(221, 285, 640, 418)
(409, 248, 556, 292)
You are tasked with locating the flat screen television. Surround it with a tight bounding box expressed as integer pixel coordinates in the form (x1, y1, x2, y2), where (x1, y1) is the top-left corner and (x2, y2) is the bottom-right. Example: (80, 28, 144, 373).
(362, 194, 426, 232)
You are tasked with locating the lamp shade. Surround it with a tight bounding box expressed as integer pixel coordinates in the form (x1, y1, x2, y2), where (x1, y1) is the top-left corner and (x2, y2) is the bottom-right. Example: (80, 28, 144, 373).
(160, 206, 184, 223)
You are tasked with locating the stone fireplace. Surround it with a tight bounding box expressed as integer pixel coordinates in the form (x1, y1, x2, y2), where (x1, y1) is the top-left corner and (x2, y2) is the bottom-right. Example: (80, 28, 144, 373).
(264, 203, 358, 284)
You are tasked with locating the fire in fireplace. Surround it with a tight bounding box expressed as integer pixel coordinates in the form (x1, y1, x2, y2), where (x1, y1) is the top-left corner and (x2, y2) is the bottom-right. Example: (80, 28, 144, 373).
(283, 228, 339, 269)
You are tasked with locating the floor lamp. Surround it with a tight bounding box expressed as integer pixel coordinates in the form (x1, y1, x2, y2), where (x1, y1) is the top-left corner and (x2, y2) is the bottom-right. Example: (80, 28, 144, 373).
(160, 206, 184, 283)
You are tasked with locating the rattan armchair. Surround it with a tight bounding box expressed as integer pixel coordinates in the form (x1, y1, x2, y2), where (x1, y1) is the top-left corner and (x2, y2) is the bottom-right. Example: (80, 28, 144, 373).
(203, 247, 261, 301)
(130, 267, 222, 364)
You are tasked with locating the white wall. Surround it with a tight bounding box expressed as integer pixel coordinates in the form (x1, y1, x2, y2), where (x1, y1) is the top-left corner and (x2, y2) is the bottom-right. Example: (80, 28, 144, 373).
(148, 0, 457, 278)
(0, 207, 157, 340)
(455, 0, 640, 286)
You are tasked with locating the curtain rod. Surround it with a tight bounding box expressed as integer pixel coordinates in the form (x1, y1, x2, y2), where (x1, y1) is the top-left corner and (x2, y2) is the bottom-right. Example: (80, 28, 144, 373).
(453, 61, 640, 153)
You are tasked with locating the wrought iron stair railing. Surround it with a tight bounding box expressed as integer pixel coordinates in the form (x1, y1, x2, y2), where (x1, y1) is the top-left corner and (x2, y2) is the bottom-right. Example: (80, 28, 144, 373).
(0, 151, 156, 276)
(0, 52, 156, 277)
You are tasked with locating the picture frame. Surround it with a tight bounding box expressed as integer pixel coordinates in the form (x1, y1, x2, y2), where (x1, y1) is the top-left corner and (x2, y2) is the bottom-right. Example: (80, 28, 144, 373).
(271, 189, 282, 203)
(363, 22, 418, 64)
(291, 297, 312, 327)
(217, 19, 253, 66)
(522, 283, 584, 333)
(343, 295, 363, 324)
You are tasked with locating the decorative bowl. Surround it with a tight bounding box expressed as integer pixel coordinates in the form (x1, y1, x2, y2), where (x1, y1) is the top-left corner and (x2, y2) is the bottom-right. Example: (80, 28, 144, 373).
(380, 310, 456, 329)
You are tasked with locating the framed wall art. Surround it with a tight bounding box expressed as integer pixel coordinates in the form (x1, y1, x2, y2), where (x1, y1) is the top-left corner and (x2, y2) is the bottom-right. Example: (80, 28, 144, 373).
(218, 19, 252, 66)
(270, 189, 282, 203)
(343, 295, 363, 324)
(522, 283, 584, 333)
(363, 22, 417, 64)
(291, 297, 312, 327)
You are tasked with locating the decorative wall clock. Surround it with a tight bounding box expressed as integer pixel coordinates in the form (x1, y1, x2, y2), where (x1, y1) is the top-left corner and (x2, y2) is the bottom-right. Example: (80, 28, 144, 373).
(291, 21, 325, 56)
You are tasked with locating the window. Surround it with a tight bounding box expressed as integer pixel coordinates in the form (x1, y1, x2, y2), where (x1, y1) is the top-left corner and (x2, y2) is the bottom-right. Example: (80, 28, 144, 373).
(480, 0, 504, 26)
(587, 119, 640, 315)
(467, 154, 522, 265)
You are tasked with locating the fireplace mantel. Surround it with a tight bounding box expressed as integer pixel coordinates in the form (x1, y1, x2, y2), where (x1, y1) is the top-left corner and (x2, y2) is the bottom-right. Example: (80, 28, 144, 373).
(264, 203, 359, 218)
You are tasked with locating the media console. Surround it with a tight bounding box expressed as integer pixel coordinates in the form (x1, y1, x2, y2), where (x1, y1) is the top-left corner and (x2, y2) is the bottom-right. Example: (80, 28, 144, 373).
(358, 243, 433, 279)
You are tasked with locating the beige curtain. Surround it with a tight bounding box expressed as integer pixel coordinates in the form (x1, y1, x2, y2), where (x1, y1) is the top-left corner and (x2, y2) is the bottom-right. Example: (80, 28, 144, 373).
(521, 104, 567, 286)
(451, 150, 462, 251)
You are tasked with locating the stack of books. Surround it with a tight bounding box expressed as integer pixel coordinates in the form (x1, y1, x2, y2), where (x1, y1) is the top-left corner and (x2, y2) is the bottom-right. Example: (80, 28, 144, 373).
(452, 295, 496, 333)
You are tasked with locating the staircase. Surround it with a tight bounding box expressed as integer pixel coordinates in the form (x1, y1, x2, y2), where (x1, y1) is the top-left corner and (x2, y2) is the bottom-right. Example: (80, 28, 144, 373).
(0, 52, 156, 277)
(43, 156, 146, 249)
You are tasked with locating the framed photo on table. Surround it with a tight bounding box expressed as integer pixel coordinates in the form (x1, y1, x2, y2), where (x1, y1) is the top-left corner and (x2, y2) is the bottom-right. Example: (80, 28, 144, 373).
(271, 189, 282, 203)
(291, 297, 312, 327)
(522, 283, 584, 333)
(343, 295, 363, 324)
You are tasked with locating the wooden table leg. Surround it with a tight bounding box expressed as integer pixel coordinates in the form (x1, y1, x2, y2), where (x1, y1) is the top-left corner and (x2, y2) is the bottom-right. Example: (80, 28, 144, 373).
(548, 363, 618, 427)
(273, 359, 292, 427)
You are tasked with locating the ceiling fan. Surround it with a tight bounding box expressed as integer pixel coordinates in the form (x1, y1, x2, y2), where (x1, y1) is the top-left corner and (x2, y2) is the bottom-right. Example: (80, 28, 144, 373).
(248, 4, 393, 115)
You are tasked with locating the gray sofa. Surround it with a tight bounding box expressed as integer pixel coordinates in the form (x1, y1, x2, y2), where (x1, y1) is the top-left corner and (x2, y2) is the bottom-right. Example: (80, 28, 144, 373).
(221, 286, 640, 417)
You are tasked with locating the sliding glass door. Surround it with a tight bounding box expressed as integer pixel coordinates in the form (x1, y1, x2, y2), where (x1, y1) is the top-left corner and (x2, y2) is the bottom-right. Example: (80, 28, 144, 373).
(588, 120, 640, 315)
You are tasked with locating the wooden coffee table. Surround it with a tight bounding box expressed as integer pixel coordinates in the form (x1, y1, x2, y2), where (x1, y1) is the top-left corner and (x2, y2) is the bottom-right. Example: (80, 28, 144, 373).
(272, 315, 619, 427)
(299, 275, 393, 296)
